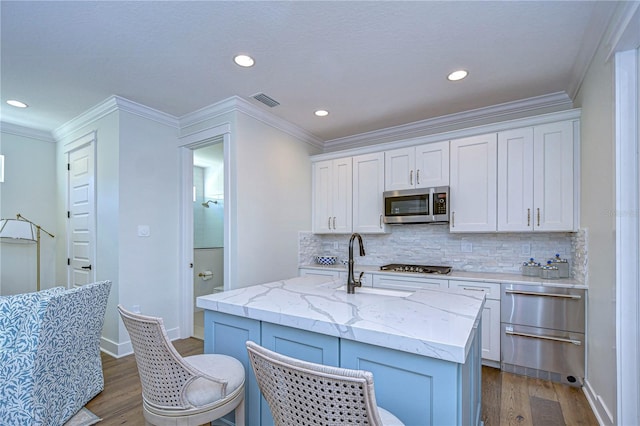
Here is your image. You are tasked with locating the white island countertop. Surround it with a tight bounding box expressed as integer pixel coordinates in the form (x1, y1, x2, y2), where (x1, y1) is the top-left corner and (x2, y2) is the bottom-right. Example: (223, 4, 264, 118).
(196, 275, 485, 364)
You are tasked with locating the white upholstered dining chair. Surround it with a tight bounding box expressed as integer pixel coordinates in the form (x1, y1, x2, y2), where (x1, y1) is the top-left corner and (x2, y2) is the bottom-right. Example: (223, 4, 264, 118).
(246, 340, 404, 426)
(118, 305, 245, 426)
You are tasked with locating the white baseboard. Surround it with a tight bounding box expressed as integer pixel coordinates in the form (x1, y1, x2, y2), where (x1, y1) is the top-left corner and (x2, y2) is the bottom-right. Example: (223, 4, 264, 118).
(583, 378, 614, 425)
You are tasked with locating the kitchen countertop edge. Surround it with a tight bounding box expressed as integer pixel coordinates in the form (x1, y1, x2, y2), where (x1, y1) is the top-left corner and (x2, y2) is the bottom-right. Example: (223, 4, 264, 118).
(299, 264, 587, 289)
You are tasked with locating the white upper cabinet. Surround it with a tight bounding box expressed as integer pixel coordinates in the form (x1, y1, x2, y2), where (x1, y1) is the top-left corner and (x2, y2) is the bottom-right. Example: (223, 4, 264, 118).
(384, 141, 449, 190)
(497, 128, 535, 231)
(353, 152, 387, 234)
(497, 121, 574, 232)
(312, 158, 352, 234)
(449, 134, 498, 232)
(533, 121, 574, 231)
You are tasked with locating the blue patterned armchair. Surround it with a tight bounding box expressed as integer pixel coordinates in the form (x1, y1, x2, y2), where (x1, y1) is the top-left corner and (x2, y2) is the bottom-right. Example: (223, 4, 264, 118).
(0, 280, 112, 425)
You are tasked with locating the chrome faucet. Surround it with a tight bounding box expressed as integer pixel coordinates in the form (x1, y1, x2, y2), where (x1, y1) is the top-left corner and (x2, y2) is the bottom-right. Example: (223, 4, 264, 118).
(347, 233, 366, 294)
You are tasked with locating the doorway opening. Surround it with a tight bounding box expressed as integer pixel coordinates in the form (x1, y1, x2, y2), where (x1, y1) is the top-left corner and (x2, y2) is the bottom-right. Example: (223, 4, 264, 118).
(192, 142, 224, 339)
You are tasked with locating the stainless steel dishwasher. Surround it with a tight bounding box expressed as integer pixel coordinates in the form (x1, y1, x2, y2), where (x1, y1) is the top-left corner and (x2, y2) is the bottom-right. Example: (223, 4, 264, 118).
(501, 283, 585, 386)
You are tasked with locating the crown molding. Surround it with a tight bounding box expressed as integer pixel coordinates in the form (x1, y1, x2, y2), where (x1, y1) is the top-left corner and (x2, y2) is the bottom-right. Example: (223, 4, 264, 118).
(0, 121, 56, 143)
(53, 95, 179, 141)
(603, 1, 640, 61)
(312, 108, 581, 162)
(566, 3, 619, 100)
(180, 96, 324, 150)
(323, 92, 573, 152)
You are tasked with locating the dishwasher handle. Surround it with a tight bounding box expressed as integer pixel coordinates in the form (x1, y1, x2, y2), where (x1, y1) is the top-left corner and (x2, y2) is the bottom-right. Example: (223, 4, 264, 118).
(505, 328, 582, 346)
(504, 289, 581, 300)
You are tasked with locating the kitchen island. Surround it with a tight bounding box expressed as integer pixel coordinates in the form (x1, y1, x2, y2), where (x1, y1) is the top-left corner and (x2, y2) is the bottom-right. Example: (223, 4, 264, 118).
(197, 275, 485, 426)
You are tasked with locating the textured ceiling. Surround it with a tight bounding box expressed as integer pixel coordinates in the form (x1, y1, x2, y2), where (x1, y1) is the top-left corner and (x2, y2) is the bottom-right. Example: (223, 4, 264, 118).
(0, 1, 619, 142)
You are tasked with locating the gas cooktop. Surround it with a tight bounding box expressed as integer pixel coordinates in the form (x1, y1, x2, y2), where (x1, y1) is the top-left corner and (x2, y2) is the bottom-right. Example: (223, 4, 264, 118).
(380, 264, 452, 275)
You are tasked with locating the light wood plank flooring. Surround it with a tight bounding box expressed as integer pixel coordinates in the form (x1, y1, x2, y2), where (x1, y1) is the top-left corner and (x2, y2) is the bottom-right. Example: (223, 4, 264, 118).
(87, 338, 598, 426)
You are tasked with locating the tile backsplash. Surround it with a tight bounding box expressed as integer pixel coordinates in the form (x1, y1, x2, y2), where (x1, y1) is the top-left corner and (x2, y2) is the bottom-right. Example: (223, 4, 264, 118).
(300, 226, 587, 282)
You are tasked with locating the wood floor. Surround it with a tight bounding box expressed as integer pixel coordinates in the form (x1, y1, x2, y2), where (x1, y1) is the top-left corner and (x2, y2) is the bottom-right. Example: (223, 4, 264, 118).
(87, 338, 598, 426)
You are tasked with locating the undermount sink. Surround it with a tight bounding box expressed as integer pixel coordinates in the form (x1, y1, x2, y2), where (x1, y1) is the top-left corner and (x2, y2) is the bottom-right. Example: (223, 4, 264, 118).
(337, 286, 413, 297)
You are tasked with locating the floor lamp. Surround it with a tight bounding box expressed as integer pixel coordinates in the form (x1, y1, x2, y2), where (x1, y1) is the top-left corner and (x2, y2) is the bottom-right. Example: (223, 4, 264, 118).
(0, 213, 55, 291)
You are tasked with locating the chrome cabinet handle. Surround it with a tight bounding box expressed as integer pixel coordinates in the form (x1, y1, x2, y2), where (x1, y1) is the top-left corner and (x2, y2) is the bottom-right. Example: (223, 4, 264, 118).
(505, 329, 582, 346)
(505, 289, 581, 300)
(537, 208, 541, 227)
(416, 169, 420, 185)
(409, 170, 414, 186)
(527, 208, 531, 226)
(379, 214, 383, 228)
(462, 287, 485, 292)
(328, 217, 331, 229)
(451, 211, 455, 227)
(333, 216, 336, 229)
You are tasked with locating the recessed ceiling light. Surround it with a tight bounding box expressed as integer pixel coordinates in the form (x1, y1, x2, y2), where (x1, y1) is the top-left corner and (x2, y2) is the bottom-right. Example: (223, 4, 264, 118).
(6, 99, 28, 108)
(447, 70, 468, 81)
(233, 54, 255, 67)
(314, 110, 329, 117)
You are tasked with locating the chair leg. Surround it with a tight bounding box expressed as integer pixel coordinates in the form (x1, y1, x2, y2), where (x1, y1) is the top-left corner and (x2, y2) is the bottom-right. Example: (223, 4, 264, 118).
(234, 398, 245, 426)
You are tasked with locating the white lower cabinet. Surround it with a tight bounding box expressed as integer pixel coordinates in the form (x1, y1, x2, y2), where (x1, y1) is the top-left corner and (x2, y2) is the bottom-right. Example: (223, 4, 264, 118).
(449, 280, 501, 365)
(372, 274, 447, 291)
(298, 268, 340, 279)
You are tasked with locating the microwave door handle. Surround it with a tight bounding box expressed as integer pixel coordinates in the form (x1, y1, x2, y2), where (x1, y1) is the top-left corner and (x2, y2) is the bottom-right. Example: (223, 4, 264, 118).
(430, 187, 435, 221)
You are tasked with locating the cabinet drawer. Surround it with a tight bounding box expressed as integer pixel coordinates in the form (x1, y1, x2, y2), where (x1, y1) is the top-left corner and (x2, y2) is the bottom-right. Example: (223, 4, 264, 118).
(373, 274, 447, 291)
(298, 268, 340, 279)
(449, 280, 501, 300)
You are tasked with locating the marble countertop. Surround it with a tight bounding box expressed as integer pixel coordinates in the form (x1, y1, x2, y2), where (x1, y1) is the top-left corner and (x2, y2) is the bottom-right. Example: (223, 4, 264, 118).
(299, 264, 586, 289)
(196, 275, 485, 364)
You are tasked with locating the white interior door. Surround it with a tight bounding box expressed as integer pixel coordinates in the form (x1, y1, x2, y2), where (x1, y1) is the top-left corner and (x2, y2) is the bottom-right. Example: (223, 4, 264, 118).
(67, 142, 96, 287)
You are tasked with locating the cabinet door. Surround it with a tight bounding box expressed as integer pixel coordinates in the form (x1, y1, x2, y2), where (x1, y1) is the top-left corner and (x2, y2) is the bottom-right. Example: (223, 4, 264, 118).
(332, 158, 353, 233)
(497, 128, 534, 231)
(415, 141, 450, 187)
(261, 323, 340, 426)
(312, 158, 352, 234)
(373, 274, 447, 291)
(312, 160, 333, 233)
(353, 152, 387, 233)
(450, 134, 498, 232)
(481, 299, 501, 363)
(533, 121, 574, 231)
(385, 147, 415, 190)
(204, 311, 261, 426)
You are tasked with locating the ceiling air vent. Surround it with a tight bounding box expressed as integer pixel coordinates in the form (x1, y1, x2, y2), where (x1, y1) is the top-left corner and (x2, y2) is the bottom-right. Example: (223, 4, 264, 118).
(252, 93, 280, 108)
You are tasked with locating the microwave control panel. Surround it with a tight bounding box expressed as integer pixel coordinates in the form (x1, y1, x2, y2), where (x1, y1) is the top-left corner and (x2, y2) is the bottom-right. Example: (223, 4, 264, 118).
(433, 193, 448, 215)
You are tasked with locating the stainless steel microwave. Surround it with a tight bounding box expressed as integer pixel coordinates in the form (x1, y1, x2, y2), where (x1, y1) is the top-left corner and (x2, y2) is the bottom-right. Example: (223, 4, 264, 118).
(383, 186, 450, 224)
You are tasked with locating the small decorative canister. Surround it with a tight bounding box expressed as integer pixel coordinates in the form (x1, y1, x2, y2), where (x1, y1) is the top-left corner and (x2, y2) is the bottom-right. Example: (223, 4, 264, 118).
(549, 253, 570, 278)
(522, 258, 541, 276)
(540, 262, 560, 279)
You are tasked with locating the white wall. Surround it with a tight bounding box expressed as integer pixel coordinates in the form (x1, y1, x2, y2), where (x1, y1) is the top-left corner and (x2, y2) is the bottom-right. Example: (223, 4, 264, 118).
(573, 29, 617, 425)
(233, 112, 321, 287)
(0, 130, 57, 295)
(55, 111, 121, 350)
(117, 111, 180, 330)
(54, 105, 179, 355)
